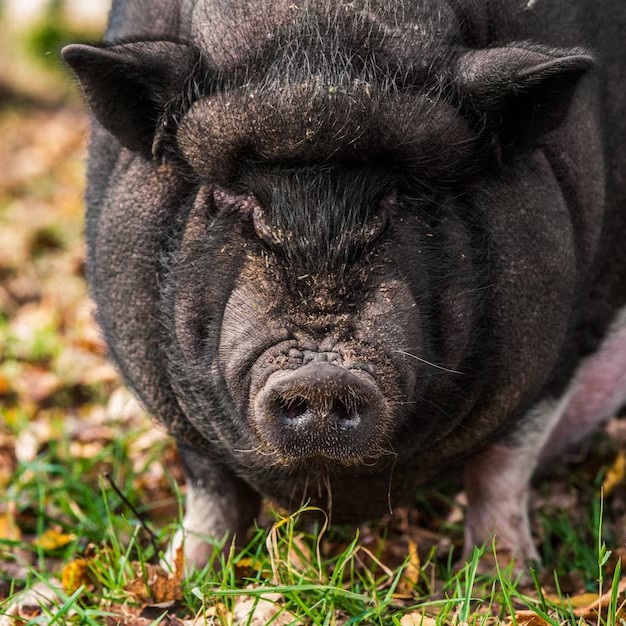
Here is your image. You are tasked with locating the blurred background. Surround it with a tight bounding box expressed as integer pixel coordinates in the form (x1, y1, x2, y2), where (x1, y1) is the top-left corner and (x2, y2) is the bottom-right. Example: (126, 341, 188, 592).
(0, 0, 115, 428)
(0, 1, 184, 595)
(1, 0, 108, 101)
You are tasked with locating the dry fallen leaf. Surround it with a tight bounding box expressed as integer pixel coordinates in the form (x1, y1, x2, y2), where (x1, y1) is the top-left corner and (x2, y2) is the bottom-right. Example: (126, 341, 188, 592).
(10, 363, 61, 404)
(126, 544, 184, 605)
(182, 603, 229, 626)
(0, 433, 17, 491)
(603, 449, 626, 495)
(543, 576, 626, 621)
(126, 563, 183, 604)
(34, 528, 76, 551)
(572, 577, 626, 619)
(400, 612, 438, 626)
(0, 511, 22, 542)
(0, 579, 64, 626)
(396, 539, 421, 597)
(232, 592, 300, 625)
(567, 592, 603, 608)
(506, 610, 552, 626)
(62, 558, 94, 594)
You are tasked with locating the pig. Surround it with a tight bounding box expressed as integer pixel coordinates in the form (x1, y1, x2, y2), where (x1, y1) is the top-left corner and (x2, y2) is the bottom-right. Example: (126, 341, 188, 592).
(62, 0, 626, 570)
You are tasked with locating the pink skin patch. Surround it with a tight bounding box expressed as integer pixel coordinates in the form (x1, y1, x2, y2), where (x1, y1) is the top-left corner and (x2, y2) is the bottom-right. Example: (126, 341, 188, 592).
(464, 442, 540, 564)
(463, 309, 626, 563)
(543, 309, 626, 457)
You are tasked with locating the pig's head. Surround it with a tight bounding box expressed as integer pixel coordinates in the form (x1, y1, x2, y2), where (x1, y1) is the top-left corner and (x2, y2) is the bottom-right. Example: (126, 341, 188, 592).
(63, 5, 594, 480)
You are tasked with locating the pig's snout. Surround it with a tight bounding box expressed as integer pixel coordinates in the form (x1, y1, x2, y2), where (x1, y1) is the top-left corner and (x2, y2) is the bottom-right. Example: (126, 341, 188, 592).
(254, 363, 387, 462)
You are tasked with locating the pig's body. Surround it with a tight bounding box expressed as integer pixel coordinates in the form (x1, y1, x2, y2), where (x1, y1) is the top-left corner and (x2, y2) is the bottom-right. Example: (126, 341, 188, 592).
(65, 0, 626, 566)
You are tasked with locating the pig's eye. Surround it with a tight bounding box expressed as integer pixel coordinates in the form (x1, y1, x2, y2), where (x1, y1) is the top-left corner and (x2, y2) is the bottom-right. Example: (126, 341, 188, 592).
(365, 189, 396, 240)
(211, 187, 285, 245)
(211, 187, 259, 217)
(379, 190, 398, 215)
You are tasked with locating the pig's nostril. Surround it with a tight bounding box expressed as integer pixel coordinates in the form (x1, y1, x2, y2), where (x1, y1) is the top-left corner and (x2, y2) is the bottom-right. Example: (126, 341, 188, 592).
(276, 396, 311, 427)
(332, 399, 361, 430)
(273, 394, 362, 430)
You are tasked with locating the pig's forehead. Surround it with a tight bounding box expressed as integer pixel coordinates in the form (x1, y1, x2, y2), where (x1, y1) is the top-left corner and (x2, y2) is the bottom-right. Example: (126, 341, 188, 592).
(177, 86, 474, 183)
(186, 0, 460, 71)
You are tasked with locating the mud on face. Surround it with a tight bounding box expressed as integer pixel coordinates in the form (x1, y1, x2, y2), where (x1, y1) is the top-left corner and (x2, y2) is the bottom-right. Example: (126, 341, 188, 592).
(214, 168, 423, 468)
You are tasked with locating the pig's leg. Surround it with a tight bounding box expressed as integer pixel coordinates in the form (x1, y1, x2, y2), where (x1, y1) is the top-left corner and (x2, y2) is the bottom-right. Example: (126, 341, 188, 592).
(165, 443, 261, 573)
(463, 399, 568, 565)
(463, 308, 626, 564)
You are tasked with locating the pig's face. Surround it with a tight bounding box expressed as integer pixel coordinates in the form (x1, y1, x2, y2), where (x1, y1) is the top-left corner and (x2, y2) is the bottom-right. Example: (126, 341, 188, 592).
(163, 66, 485, 471)
(63, 4, 593, 480)
(214, 181, 413, 465)
(170, 171, 425, 467)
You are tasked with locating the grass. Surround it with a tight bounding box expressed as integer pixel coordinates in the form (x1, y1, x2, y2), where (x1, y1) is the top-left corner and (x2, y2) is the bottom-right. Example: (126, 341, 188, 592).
(1, 414, 625, 624)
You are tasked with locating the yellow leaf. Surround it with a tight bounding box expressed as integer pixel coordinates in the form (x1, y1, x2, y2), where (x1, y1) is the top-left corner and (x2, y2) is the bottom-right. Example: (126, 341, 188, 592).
(173, 541, 184, 582)
(61, 559, 93, 594)
(568, 593, 603, 609)
(0, 512, 22, 542)
(602, 450, 626, 495)
(573, 578, 626, 618)
(236, 557, 268, 579)
(0, 436, 17, 491)
(397, 540, 421, 596)
(34, 529, 76, 551)
(544, 592, 609, 609)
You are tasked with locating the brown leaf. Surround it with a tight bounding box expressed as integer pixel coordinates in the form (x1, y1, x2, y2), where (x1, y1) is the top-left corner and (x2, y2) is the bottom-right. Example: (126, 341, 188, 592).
(0, 579, 63, 626)
(567, 592, 603, 608)
(573, 578, 626, 619)
(0, 433, 17, 491)
(11, 364, 61, 404)
(181, 603, 229, 625)
(396, 540, 421, 597)
(174, 540, 185, 579)
(400, 613, 438, 626)
(126, 563, 183, 605)
(126, 545, 184, 605)
(0, 511, 22, 542)
(232, 592, 300, 625)
(0, 372, 10, 395)
(507, 610, 553, 626)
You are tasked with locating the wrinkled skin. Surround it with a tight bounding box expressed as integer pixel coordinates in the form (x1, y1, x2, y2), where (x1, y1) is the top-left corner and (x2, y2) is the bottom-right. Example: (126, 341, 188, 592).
(63, 0, 626, 569)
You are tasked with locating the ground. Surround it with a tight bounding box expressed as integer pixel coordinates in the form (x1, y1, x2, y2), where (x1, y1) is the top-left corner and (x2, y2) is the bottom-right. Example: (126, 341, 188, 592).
(1, 12, 626, 626)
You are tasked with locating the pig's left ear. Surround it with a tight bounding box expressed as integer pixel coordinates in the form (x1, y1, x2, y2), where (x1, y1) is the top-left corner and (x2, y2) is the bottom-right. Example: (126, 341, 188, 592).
(62, 41, 199, 158)
(455, 44, 594, 150)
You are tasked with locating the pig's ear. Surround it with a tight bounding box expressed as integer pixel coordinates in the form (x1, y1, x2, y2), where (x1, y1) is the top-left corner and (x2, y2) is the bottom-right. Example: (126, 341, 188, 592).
(62, 41, 199, 157)
(455, 45, 593, 150)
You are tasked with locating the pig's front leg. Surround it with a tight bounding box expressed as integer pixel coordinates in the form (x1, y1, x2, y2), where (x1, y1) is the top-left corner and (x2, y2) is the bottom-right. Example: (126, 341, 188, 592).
(463, 442, 540, 565)
(166, 443, 261, 573)
(463, 399, 567, 566)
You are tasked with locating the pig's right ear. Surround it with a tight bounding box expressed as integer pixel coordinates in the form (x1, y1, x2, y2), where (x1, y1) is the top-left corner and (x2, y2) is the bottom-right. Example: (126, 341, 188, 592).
(62, 41, 199, 158)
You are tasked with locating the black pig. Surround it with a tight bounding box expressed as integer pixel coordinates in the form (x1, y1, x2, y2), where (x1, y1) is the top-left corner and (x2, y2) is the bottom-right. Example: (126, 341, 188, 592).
(63, 0, 626, 569)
